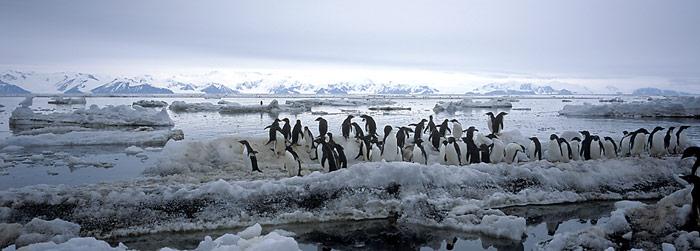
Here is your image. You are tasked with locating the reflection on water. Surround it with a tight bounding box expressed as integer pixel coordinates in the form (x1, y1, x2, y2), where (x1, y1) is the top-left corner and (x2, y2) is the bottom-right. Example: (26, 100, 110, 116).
(112, 200, 642, 251)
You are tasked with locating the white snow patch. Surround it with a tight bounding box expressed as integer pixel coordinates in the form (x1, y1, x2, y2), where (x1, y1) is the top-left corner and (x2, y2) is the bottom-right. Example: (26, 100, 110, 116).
(559, 96, 700, 118)
(124, 146, 144, 155)
(9, 105, 174, 129)
(0, 130, 184, 147)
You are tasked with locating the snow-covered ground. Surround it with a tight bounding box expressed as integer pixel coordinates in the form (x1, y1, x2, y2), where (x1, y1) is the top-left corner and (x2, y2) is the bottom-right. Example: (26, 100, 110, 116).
(559, 96, 700, 118)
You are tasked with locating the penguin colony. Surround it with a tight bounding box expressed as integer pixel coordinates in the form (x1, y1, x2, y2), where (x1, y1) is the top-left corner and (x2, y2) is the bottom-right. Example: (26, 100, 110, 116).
(239, 112, 693, 177)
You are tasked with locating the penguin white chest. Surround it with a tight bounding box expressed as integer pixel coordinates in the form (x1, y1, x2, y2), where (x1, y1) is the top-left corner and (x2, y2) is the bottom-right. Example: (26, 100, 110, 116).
(445, 143, 460, 165)
(570, 141, 581, 160)
(590, 140, 602, 159)
(490, 140, 505, 163)
(547, 140, 561, 162)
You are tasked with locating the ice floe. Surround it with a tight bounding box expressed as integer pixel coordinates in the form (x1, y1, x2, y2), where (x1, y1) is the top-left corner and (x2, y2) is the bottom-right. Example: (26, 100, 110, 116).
(0, 129, 184, 147)
(9, 105, 174, 130)
(433, 98, 513, 113)
(285, 98, 396, 108)
(132, 100, 168, 108)
(559, 96, 700, 118)
(169, 100, 309, 114)
(47, 97, 87, 105)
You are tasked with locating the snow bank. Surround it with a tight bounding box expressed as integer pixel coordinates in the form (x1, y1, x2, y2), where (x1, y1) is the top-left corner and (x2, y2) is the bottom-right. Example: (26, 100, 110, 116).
(285, 98, 395, 108)
(47, 97, 86, 105)
(433, 98, 512, 113)
(0, 157, 684, 240)
(0, 218, 80, 249)
(0, 129, 184, 147)
(9, 105, 174, 129)
(559, 96, 700, 118)
(132, 100, 167, 108)
(169, 100, 309, 114)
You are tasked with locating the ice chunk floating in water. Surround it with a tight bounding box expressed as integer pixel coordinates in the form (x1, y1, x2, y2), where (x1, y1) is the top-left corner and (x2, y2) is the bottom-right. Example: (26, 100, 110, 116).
(559, 96, 700, 118)
(9, 105, 174, 130)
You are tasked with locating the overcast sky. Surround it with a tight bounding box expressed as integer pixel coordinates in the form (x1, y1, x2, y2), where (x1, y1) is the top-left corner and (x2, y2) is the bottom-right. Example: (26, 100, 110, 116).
(1, 0, 699, 89)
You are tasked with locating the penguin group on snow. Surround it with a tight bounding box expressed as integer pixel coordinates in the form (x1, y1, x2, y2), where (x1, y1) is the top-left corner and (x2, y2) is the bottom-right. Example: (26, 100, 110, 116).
(239, 111, 693, 178)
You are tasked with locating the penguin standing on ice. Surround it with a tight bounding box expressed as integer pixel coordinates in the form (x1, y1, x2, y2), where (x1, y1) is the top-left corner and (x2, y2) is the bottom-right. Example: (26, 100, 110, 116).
(488, 134, 505, 163)
(425, 115, 437, 134)
(528, 137, 542, 161)
(590, 135, 604, 159)
(280, 118, 292, 140)
(603, 136, 618, 159)
(381, 125, 401, 162)
(303, 126, 315, 153)
(486, 112, 507, 135)
(291, 119, 303, 146)
(438, 119, 452, 137)
(570, 137, 582, 161)
(558, 138, 572, 163)
(360, 115, 378, 137)
(676, 126, 691, 153)
(579, 131, 592, 160)
(409, 119, 427, 143)
(629, 128, 649, 157)
(319, 140, 338, 173)
(451, 119, 463, 138)
(264, 119, 282, 145)
(411, 138, 428, 165)
(679, 174, 700, 226)
(619, 131, 632, 157)
(350, 122, 365, 139)
(648, 126, 666, 157)
(479, 144, 491, 163)
(239, 140, 262, 173)
(315, 117, 328, 139)
(547, 134, 562, 162)
(370, 139, 383, 162)
(284, 145, 302, 177)
(665, 127, 677, 154)
(355, 135, 372, 161)
(396, 127, 413, 149)
(429, 128, 442, 151)
(505, 143, 524, 164)
(463, 136, 481, 164)
(334, 143, 347, 169)
(682, 147, 700, 175)
(341, 115, 354, 139)
(444, 137, 462, 165)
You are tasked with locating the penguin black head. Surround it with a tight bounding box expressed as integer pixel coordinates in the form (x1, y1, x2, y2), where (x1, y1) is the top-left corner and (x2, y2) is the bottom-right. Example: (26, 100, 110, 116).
(571, 137, 581, 142)
(622, 131, 629, 136)
(486, 134, 498, 139)
(485, 112, 494, 116)
(450, 119, 459, 123)
(238, 140, 249, 145)
(415, 138, 424, 144)
(282, 118, 290, 123)
(497, 112, 508, 116)
(384, 125, 393, 134)
(682, 147, 700, 159)
(447, 137, 456, 143)
(429, 115, 433, 120)
(326, 132, 334, 140)
(604, 136, 614, 142)
(652, 126, 664, 133)
(579, 130, 590, 136)
(669, 126, 676, 131)
(592, 135, 600, 141)
(442, 140, 448, 146)
(315, 117, 324, 121)
(347, 115, 354, 119)
(549, 134, 559, 140)
(637, 128, 650, 134)
(465, 126, 478, 132)
(680, 125, 691, 131)
(420, 119, 427, 123)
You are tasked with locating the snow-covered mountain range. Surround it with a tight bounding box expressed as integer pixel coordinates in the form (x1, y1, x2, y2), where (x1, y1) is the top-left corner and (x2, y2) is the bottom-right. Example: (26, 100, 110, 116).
(0, 70, 691, 96)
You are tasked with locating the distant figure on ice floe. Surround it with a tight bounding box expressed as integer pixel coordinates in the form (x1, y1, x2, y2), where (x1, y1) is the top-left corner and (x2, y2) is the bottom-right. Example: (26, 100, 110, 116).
(239, 140, 261, 173)
(648, 126, 666, 157)
(360, 115, 378, 137)
(341, 115, 354, 139)
(682, 146, 700, 175)
(528, 137, 542, 161)
(284, 145, 302, 177)
(485, 111, 507, 135)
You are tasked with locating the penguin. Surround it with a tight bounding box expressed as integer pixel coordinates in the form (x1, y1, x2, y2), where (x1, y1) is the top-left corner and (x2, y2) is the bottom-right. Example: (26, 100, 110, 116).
(411, 138, 428, 165)
(488, 134, 505, 163)
(381, 126, 401, 162)
(455, 135, 468, 164)
(665, 127, 677, 154)
(409, 119, 427, 143)
(283, 145, 302, 177)
(396, 127, 413, 149)
(264, 119, 281, 145)
(318, 138, 338, 173)
(451, 119, 463, 138)
(528, 137, 542, 161)
(679, 174, 700, 225)
(558, 138, 572, 163)
(648, 126, 666, 157)
(429, 128, 442, 151)
(341, 115, 354, 139)
(505, 143, 524, 164)
(334, 143, 347, 169)
(620, 131, 631, 157)
(444, 137, 462, 165)
(291, 119, 303, 146)
(602, 136, 618, 159)
(280, 118, 291, 140)
(303, 126, 315, 153)
(682, 147, 700, 175)
(590, 135, 604, 160)
(239, 140, 262, 173)
(486, 112, 507, 135)
(360, 115, 378, 137)
(315, 117, 328, 138)
(629, 128, 649, 157)
(579, 131, 592, 160)
(369, 140, 383, 162)
(350, 122, 365, 139)
(676, 126, 691, 153)
(355, 135, 372, 161)
(463, 126, 479, 141)
(425, 115, 437, 134)
(438, 119, 452, 137)
(463, 136, 481, 164)
(479, 144, 491, 163)
(546, 134, 561, 162)
(569, 137, 582, 161)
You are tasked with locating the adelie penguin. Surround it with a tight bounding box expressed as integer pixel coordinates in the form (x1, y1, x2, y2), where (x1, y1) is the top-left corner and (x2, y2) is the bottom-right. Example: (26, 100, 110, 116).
(239, 140, 262, 173)
(355, 135, 372, 161)
(290, 119, 303, 146)
(396, 126, 413, 149)
(485, 112, 507, 135)
(629, 128, 650, 157)
(505, 143, 525, 164)
(283, 145, 302, 177)
(603, 136, 618, 159)
(648, 126, 666, 157)
(333, 143, 347, 169)
(547, 134, 562, 162)
(444, 137, 462, 165)
(682, 146, 700, 175)
(569, 137, 582, 161)
(303, 126, 315, 154)
(264, 119, 286, 155)
(679, 174, 700, 226)
(479, 144, 491, 163)
(579, 131, 593, 160)
(620, 131, 632, 157)
(381, 125, 401, 162)
(411, 138, 428, 165)
(315, 117, 328, 139)
(451, 119, 463, 138)
(438, 119, 452, 137)
(280, 118, 292, 140)
(425, 115, 437, 134)
(409, 119, 427, 143)
(488, 134, 505, 163)
(264, 119, 281, 145)
(316, 135, 338, 173)
(557, 138, 572, 163)
(341, 115, 354, 140)
(428, 128, 442, 151)
(590, 135, 604, 160)
(360, 115, 378, 137)
(676, 126, 691, 153)
(665, 127, 677, 154)
(463, 136, 481, 164)
(528, 137, 542, 161)
(350, 122, 365, 139)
